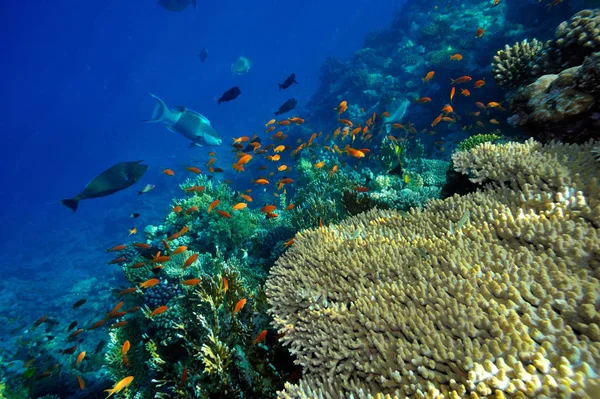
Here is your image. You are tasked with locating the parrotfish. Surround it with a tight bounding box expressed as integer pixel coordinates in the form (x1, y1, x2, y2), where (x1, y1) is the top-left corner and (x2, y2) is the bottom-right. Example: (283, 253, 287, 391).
(61, 161, 148, 212)
(274, 98, 297, 116)
(145, 93, 222, 147)
(278, 73, 298, 90)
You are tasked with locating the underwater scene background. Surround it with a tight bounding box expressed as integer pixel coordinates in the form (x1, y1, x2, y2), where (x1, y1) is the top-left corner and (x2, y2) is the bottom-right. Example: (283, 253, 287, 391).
(1, 0, 600, 397)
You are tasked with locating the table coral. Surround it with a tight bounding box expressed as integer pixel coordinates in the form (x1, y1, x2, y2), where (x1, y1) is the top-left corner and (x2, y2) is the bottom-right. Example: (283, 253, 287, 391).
(266, 139, 600, 399)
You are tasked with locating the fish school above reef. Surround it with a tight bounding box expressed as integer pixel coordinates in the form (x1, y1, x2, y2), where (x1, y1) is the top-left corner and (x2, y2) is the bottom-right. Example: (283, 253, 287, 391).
(3, 1, 600, 398)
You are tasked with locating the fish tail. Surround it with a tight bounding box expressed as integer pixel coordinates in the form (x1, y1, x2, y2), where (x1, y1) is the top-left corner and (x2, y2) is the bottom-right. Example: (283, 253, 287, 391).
(144, 93, 170, 123)
(104, 389, 115, 399)
(60, 197, 80, 212)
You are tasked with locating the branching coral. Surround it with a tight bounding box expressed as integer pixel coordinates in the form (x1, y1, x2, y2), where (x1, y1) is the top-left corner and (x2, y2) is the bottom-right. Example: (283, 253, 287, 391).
(456, 133, 502, 152)
(492, 39, 543, 88)
(266, 139, 600, 399)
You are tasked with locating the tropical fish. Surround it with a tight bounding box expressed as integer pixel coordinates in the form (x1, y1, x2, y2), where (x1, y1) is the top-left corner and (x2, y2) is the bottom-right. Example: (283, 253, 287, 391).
(150, 306, 168, 317)
(253, 330, 267, 345)
(475, 27, 485, 38)
(233, 298, 246, 314)
(222, 277, 228, 293)
(137, 184, 155, 195)
(198, 47, 208, 63)
(186, 166, 201, 174)
(72, 299, 87, 309)
(183, 254, 198, 269)
(140, 279, 160, 288)
(145, 93, 222, 147)
(76, 375, 85, 391)
(207, 199, 220, 213)
(422, 71, 435, 82)
(279, 73, 298, 90)
(128, 227, 137, 235)
(104, 376, 134, 398)
(75, 351, 86, 366)
(232, 202, 247, 210)
(157, 0, 196, 11)
(449, 54, 463, 61)
(61, 161, 148, 212)
(274, 98, 297, 116)
(231, 56, 252, 75)
(451, 76, 472, 84)
(218, 86, 241, 104)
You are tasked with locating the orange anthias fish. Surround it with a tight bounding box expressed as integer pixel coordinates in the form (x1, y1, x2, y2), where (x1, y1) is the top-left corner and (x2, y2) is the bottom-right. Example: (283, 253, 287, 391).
(254, 178, 269, 185)
(431, 114, 443, 127)
(475, 27, 485, 38)
(335, 100, 347, 114)
(461, 89, 471, 96)
(450, 87, 455, 103)
(233, 136, 250, 143)
(222, 277, 228, 293)
(451, 76, 472, 85)
(314, 161, 325, 169)
(172, 245, 187, 255)
(414, 97, 431, 103)
(140, 278, 160, 288)
(107, 244, 127, 252)
(172, 205, 182, 213)
(76, 375, 85, 391)
(232, 202, 247, 211)
(265, 125, 276, 133)
(233, 298, 246, 314)
(183, 254, 198, 269)
(184, 206, 198, 215)
(422, 71, 435, 82)
(105, 376, 134, 398)
(186, 166, 201, 174)
(207, 199, 220, 214)
(182, 278, 201, 286)
(253, 329, 268, 345)
(346, 147, 365, 158)
(328, 165, 338, 177)
(150, 306, 168, 317)
(449, 54, 463, 61)
(162, 168, 175, 176)
(75, 351, 86, 366)
(216, 210, 232, 219)
(237, 154, 253, 165)
(474, 79, 486, 88)
(285, 203, 295, 211)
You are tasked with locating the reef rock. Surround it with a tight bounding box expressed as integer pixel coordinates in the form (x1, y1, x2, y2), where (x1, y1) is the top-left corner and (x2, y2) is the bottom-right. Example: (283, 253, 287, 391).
(508, 52, 600, 143)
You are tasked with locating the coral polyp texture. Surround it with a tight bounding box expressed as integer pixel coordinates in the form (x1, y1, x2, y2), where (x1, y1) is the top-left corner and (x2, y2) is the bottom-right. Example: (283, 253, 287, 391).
(492, 39, 543, 88)
(266, 139, 600, 399)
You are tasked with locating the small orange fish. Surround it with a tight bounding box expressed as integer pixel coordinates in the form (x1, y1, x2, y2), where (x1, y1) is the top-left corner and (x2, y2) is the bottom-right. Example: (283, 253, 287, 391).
(208, 151, 216, 156)
(76, 375, 85, 391)
(183, 254, 198, 269)
(354, 187, 369, 192)
(162, 168, 175, 176)
(475, 27, 485, 38)
(184, 206, 198, 215)
(237, 154, 253, 165)
(475, 102, 487, 109)
(449, 53, 463, 61)
(232, 202, 247, 211)
(184, 185, 205, 193)
(216, 210, 232, 219)
(451, 76, 472, 85)
(233, 136, 250, 143)
(254, 178, 269, 185)
(110, 321, 128, 329)
(89, 319, 107, 330)
(266, 125, 276, 133)
(127, 306, 141, 314)
(140, 278, 160, 288)
(335, 100, 347, 114)
(314, 161, 325, 168)
(276, 120, 291, 126)
(150, 306, 168, 317)
(122, 341, 130, 357)
(461, 89, 471, 96)
(431, 114, 443, 127)
(105, 376, 134, 398)
(107, 244, 126, 252)
(108, 257, 126, 265)
(490, 119, 500, 125)
(442, 104, 454, 114)
(172, 205, 182, 213)
(118, 287, 137, 296)
(133, 243, 150, 249)
(381, 111, 390, 118)
(253, 329, 267, 345)
(186, 166, 201, 174)
(172, 245, 187, 255)
(285, 203, 295, 211)
(238, 194, 252, 202)
(182, 278, 201, 286)
(283, 237, 295, 247)
(328, 165, 338, 177)
(222, 277, 228, 294)
(346, 147, 365, 158)
(338, 118, 353, 127)
(261, 205, 277, 213)
(75, 351, 86, 366)
(265, 119, 276, 126)
(277, 165, 288, 172)
(487, 101, 502, 108)
(207, 157, 217, 166)
(129, 262, 145, 269)
(414, 97, 431, 103)
(474, 79, 485, 88)
(319, 218, 323, 228)
(422, 71, 435, 82)
(207, 199, 220, 214)
(273, 145, 286, 153)
(233, 298, 246, 314)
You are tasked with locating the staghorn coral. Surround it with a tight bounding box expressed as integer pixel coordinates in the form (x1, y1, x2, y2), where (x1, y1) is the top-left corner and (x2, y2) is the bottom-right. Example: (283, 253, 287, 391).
(267, 139, 600, 399)
(491, 39, 543, 88)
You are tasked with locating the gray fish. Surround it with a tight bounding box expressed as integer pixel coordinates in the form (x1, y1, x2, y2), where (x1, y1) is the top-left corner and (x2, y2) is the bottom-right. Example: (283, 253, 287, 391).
(61, 160, 148, 212)
(145, 93, 222, 147)
(157, 0, 197, 11)
(274, 98, 297, 116)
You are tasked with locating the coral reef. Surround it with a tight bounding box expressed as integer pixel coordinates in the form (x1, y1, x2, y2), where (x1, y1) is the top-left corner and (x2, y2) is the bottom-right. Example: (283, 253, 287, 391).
(267, 139, 600, 398)
(509, 52, 600, 143)
(492, 39, 543, 88)
(456, 133, 502, 152)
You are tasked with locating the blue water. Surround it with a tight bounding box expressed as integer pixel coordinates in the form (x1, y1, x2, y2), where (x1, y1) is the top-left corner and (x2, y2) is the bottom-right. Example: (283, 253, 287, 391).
(0, 0, 401, 276)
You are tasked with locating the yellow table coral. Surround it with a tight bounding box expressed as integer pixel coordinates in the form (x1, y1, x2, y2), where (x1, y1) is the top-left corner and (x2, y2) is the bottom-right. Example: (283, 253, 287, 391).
(267, 139, 600, 399)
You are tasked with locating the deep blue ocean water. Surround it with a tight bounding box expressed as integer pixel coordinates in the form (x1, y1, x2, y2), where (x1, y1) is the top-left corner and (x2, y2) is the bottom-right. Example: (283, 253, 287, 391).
(0, 0, 401, 281)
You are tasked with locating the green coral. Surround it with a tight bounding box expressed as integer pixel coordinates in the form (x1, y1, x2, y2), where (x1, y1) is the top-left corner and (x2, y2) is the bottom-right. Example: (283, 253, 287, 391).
(456, 133, 502, 152)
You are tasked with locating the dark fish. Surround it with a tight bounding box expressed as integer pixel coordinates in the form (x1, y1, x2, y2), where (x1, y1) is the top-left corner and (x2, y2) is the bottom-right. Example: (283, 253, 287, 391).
(67, 321, 78, 331)
(62, 345, 78, 355)
(32, 316, 48, 329)
(218, 86, 241, 105)
(199, 47, 208, 63)
(157, 0, 197, 11)
(278, 73, 298, 90)
(61, 161, 148, 212)
(131, 213, 140, 218)
(95, 340, 108, 354)
(274, 98, 297, 116)
(243, 137, 261, 153)
(72, 299, 87, 309)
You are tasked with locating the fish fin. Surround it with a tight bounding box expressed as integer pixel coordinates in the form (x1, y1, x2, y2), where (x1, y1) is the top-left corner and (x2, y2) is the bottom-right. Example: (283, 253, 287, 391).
(188, 142, 203, 148)
(60, 197, 80, 212)
(144, 93, 171, 123)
